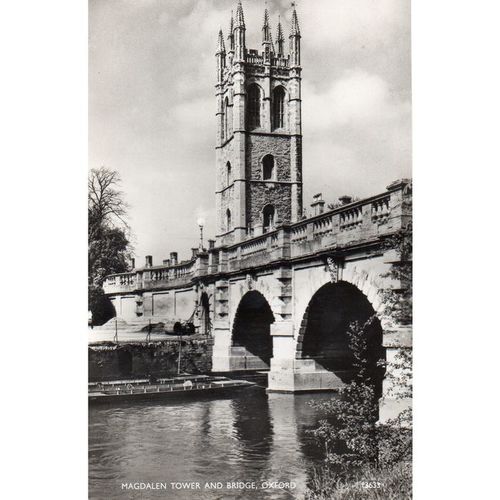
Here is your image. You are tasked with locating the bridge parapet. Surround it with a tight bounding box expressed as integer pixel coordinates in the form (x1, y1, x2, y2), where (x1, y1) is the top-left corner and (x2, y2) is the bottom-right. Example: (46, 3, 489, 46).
(221, 179, 410, 271)
(103, 257, 200, 294)
(103, 180, 411, 295)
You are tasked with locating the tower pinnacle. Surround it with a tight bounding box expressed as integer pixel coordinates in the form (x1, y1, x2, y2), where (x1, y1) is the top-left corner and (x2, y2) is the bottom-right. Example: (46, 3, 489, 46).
(234, 1, 246, 61)
(290, 5, 300, 37)
(216, 29, 226, 54)
(262, 7, 270, 38)
(235, 1, 245, 29)
(228, 11, 234, 52)
(289, 4, 301, 66)
(262, 7, 272, 55)
(276, 15, 284, 54)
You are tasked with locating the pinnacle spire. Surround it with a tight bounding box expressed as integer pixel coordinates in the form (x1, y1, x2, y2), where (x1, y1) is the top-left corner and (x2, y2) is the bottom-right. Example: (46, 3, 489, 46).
(235, 0, 245, 28)
(263, 7, 270, 29)
(290, 4, 300, 37)
(216, 29, 226, 54)
(277, 15, 284, 41)
(262, 7, 271, 43)
(227, 11, 234, 51)
(276, 15, 284, 53)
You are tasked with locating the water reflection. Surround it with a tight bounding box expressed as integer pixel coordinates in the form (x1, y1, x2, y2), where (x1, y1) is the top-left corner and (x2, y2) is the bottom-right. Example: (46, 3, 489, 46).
(89, 389, 336, 500)
(231, 389, 273, 460)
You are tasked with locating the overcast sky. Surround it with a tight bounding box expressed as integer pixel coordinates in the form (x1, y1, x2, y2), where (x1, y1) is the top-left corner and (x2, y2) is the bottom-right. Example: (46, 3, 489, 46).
(89, 0, 411, 265)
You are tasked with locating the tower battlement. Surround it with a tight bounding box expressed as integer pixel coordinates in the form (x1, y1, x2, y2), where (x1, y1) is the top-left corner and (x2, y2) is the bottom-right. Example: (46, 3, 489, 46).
(215, 1, 303, 245)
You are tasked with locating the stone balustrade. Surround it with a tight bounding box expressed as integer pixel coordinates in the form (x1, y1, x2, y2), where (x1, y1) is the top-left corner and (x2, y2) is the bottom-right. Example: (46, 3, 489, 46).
(271, 56, 289, 67)
(246, 52, 263, 65)
(339, 206, 363, 231)
(103, 258, 198, 294)
(103, 180, 411, 294)
(371, 196, 390, 223)
(245, 50, 288, 67)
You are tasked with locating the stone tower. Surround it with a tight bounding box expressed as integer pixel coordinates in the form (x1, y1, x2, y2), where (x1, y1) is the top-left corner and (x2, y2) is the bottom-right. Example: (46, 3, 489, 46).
(215, 1, 303, 245)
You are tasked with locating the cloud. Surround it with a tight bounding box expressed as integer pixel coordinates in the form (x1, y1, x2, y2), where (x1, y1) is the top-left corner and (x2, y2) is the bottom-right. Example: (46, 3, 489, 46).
(169, 97, 213, 135)
(302, 68, 411, 208)
(281, 0, 409, 46)
(304, 68, 411, 132)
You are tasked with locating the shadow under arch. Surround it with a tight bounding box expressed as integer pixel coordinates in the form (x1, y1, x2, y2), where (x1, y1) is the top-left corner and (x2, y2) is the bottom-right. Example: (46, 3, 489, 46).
(232, 290, 275, 369)
(297, 281, 385, 397)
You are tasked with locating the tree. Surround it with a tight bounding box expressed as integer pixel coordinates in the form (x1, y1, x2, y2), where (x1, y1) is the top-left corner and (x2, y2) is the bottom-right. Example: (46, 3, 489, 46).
(88, 167, 132, 325)
(89, 226, 131, 286)
(88, 167, 130, 243)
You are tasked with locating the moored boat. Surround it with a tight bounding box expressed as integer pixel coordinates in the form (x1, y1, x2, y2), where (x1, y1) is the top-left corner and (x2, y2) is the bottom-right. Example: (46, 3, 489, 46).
(89, 375, 255, 403)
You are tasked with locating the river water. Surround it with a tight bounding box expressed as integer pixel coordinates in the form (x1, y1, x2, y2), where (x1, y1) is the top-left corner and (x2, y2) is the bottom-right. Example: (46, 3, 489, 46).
(89, 387, 336, 499)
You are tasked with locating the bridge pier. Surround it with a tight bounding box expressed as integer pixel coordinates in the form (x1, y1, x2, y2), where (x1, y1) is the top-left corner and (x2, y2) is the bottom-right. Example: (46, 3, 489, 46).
(268, 322, 346, 392)
(268, 358, 345, 393)
(267, 321, 344, 392)
(212, 322, 271, 371)
(379, 326, 412, 422)
(211, 320, 232, 371)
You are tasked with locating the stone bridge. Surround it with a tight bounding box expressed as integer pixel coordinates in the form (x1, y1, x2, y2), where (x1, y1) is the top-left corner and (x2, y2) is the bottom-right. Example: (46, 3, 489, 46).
(103, 179, 412, 419)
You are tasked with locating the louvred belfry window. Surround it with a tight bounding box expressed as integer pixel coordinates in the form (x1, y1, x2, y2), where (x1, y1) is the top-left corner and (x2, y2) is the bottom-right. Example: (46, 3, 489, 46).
(272, 87, 285, 130)
(247, 84, 261, 129)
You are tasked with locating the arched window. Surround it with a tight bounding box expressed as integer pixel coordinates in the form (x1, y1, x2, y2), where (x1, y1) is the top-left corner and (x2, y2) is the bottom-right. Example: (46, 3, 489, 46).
(224, 97, 230, 140)
(247, 84, 261, 130)
(262, 154, 274, 180)
(263, 205, 275, 233)
(226, 161, 231, 186)
(272, 86, 285, 130)
(226, 209, 232, 232)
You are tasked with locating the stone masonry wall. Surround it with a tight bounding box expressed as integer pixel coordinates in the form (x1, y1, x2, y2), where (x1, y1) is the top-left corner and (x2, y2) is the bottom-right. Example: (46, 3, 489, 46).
(247, 183, 292, 227)
(246, 134, 291, 181)
(88, 339, 213, 382)
(246, 134, 292, 227)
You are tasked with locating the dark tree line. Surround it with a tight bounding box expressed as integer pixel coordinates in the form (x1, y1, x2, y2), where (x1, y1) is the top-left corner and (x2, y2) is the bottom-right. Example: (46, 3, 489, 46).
(88, 167, 132, 325)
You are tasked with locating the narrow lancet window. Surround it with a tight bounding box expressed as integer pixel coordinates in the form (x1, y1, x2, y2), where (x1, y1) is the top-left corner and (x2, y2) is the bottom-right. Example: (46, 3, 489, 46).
(226, 161, 231, 186)
(262, 155, 274, 180)
(263, 205, 275, 233)
(224, 97, 230, 140)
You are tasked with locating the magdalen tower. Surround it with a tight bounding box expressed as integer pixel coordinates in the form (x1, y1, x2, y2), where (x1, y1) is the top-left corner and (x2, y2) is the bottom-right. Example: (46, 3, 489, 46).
(215, 1, 303, 245)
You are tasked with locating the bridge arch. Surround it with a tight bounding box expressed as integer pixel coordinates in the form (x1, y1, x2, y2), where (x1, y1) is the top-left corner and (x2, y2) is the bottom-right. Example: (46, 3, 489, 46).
(296, 280, 385, 395)
(232, 290, 275, 369)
